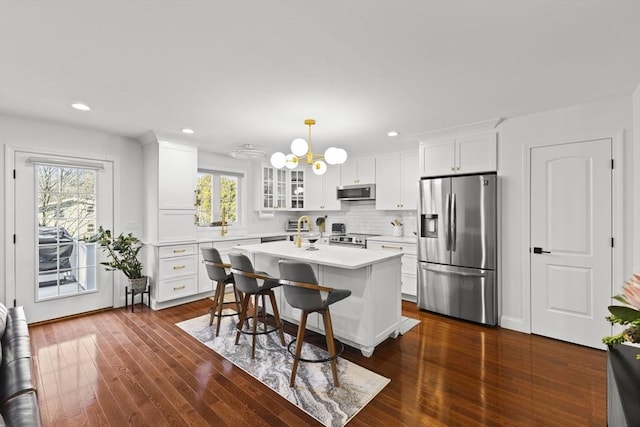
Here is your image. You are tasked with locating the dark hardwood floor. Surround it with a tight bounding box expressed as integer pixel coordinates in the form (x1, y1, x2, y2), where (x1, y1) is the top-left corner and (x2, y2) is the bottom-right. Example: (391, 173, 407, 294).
(29, 299, 606, 426)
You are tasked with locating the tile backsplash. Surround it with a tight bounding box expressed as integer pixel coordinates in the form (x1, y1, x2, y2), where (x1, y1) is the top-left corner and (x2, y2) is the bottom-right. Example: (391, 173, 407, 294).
(305, 201, 417, 237)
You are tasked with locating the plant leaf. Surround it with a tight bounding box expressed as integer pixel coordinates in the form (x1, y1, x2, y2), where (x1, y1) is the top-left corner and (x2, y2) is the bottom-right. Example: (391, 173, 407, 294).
(608, 305, 640, 322)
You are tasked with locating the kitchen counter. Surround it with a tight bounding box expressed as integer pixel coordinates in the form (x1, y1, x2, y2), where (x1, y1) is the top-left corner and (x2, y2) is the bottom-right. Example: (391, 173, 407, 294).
(367, 235, 417, 244)
(144, 232, 291, 246)
(236, 241, 402, 357)
(234, 241, 402, 269)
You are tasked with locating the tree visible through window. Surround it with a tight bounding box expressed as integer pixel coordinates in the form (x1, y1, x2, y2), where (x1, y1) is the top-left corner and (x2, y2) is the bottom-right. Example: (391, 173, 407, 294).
(196, 171, 239, 226)
(37, 165, 97, 299)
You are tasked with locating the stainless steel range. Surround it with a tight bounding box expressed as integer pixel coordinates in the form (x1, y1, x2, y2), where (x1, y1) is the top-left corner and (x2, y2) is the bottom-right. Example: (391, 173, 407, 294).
(329, 233, 379, 248)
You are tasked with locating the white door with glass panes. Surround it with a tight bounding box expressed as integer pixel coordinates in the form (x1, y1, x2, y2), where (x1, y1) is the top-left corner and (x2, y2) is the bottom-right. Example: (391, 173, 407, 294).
(12, 151, 114, 323)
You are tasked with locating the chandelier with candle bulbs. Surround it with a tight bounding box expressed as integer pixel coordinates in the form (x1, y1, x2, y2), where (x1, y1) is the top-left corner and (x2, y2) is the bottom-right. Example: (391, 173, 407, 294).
(270, 119, 347, 175)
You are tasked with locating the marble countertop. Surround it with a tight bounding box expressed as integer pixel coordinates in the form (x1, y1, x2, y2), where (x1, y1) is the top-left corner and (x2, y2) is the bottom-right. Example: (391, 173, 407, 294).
(236, 241, 402, 270)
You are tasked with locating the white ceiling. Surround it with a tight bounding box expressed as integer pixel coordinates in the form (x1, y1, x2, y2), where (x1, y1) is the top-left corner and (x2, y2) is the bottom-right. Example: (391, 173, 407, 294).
(1, 1, 639, 158)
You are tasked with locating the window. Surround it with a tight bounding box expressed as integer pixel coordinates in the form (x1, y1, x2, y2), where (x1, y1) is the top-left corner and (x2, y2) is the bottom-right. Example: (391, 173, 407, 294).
(195, 170, 242, 226)
(36, 165, 98, 299)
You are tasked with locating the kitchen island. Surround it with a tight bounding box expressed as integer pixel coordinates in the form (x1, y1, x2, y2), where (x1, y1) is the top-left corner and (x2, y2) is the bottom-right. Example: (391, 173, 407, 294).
(236, 241, 403, 357)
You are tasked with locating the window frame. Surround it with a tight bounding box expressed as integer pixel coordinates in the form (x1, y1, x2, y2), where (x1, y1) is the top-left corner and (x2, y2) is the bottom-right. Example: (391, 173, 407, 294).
(196, 169, 245, 228)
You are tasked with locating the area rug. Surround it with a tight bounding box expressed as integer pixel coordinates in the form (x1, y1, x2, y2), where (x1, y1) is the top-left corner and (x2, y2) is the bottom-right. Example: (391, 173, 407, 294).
(176, 314, 390, 427)
(399, 316, 420, 335)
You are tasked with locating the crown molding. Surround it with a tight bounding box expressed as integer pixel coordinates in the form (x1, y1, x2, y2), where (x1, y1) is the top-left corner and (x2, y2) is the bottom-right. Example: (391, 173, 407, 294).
(412, 117, 503, 141)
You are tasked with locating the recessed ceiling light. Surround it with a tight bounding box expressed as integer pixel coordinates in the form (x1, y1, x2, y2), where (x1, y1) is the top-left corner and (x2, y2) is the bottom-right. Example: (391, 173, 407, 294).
(71, 103, 91, 111)
(387, 131, 399, 137)
(181, 128, 195, 134)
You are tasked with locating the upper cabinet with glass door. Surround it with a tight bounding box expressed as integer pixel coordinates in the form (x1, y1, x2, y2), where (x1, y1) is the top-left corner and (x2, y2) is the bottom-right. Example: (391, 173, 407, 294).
(261, 165, 287, 210)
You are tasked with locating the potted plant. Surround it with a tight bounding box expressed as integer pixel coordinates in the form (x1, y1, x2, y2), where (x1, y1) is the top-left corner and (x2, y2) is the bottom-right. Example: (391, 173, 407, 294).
(603, 273, 640, 353)
(603, 273, 640, 424)
(90, 226, 147, 291)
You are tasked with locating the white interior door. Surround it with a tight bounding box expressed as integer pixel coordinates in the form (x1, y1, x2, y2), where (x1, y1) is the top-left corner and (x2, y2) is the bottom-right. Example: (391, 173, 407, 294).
(530, 139, 612, 348)
(13, 151, 114, 323)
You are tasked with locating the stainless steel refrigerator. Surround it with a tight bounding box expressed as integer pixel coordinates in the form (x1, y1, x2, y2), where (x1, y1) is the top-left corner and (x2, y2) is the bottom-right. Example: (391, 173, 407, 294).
(417, 173, 497, 325)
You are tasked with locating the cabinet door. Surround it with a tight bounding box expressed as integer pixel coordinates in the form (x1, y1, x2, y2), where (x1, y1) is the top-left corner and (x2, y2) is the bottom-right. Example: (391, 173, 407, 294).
(289, 170, 305, 210)
(419, 139, 455, 177)
(158, 142, 197, 209)
(375, 153, 401, 210)
(158, 210, 196, 242)
(197, 242, 214, 293)
(305, 171, 324, 210)
(340, 160, 358, 185)
(456, 133, 497, 173)
(357, 158, 376, 184)
(400, 150, 419, 210)
(322, 166, 342, 210)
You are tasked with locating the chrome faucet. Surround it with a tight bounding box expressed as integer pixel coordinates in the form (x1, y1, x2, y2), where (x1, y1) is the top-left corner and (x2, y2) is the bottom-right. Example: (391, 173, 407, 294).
(295, 215, 312, 248)
(220, 206, 228, 237)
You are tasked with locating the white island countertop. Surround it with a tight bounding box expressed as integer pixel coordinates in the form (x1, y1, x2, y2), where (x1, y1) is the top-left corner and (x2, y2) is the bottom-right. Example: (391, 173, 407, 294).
(235, 241, 402, 270)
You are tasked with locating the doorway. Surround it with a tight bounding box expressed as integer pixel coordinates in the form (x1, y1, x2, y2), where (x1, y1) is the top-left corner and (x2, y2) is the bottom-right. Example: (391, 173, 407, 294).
(529, 138, 613, 348)
(12, 151, 114, 323)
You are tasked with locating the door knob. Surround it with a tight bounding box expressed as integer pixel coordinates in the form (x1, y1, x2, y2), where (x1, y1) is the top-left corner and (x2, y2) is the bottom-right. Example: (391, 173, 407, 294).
(532, 247, 551, 254)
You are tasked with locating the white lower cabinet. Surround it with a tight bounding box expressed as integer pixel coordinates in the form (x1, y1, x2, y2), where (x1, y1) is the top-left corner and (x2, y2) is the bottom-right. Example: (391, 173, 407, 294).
(146, 243, 199, 303)
(367, 238, 417, 300)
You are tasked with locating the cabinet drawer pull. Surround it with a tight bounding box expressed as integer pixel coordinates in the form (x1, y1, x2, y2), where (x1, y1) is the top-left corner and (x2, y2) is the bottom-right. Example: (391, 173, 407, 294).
(173, 265, 186, 270)
(381, 244, 403, 250)
(173, 249, 186, 253)
(173, 285, 186, 290)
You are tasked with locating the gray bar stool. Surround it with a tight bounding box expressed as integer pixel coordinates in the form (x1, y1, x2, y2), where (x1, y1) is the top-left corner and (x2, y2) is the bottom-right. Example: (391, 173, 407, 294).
(229, 253, 286, 359)
(201, 247, 240, 337)
(278, 260, 351, 387)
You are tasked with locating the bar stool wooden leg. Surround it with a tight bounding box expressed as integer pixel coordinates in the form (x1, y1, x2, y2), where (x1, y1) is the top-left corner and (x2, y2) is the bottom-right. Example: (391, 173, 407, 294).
(322, 310, 340, 387)
(215, 281, 226, 336)
(268, 291, 286, 346)
(291, 311, 308, 387)
(209, 281, 221, 327)
(251, 295, 260, 359)
(236, 293, 250, 345)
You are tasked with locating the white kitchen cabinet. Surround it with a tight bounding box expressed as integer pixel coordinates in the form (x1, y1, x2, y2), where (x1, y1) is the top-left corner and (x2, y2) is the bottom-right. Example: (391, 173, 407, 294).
(289, 170, 305, 210)
(260, 166, 306, 210)
(375, 150, 419, 210)
(143, 140, 197, 243)
(261, 166, 287, 210)
(341, 157, 376, 185)
(419, 132, 497, 177)
(146, 243, 199, 304)
(305, 166, 341, 210)
(367, 237, 417, 300)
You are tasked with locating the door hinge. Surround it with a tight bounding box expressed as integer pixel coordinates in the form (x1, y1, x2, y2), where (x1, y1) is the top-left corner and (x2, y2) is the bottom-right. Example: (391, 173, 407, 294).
(611, 159, 614, 169)
(13, 234, 16, 244)
(611, 237, 614, 248)
(13, 299, 16, 308)
(13, 169, 16, 179)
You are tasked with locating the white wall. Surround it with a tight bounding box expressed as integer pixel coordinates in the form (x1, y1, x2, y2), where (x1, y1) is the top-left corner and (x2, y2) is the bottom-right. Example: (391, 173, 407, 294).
(498, 96, 634, 332)
(0, 115, 144, 306)
(633, 83, 640, 273)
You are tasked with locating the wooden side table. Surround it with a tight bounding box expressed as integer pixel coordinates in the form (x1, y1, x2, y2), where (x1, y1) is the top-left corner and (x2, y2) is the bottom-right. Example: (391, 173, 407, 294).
(125, 285, 150, 312)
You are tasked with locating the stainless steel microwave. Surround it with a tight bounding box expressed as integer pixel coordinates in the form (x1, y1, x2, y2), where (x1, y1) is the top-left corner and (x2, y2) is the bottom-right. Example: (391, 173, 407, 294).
(336, 184, 376, 201)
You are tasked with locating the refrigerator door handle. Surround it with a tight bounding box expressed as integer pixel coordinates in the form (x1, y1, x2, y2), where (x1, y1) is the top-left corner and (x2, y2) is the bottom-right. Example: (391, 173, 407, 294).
(451, 193, 457, 251)
(421, 265, 486, 278)
(445, 193, 451, 250)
